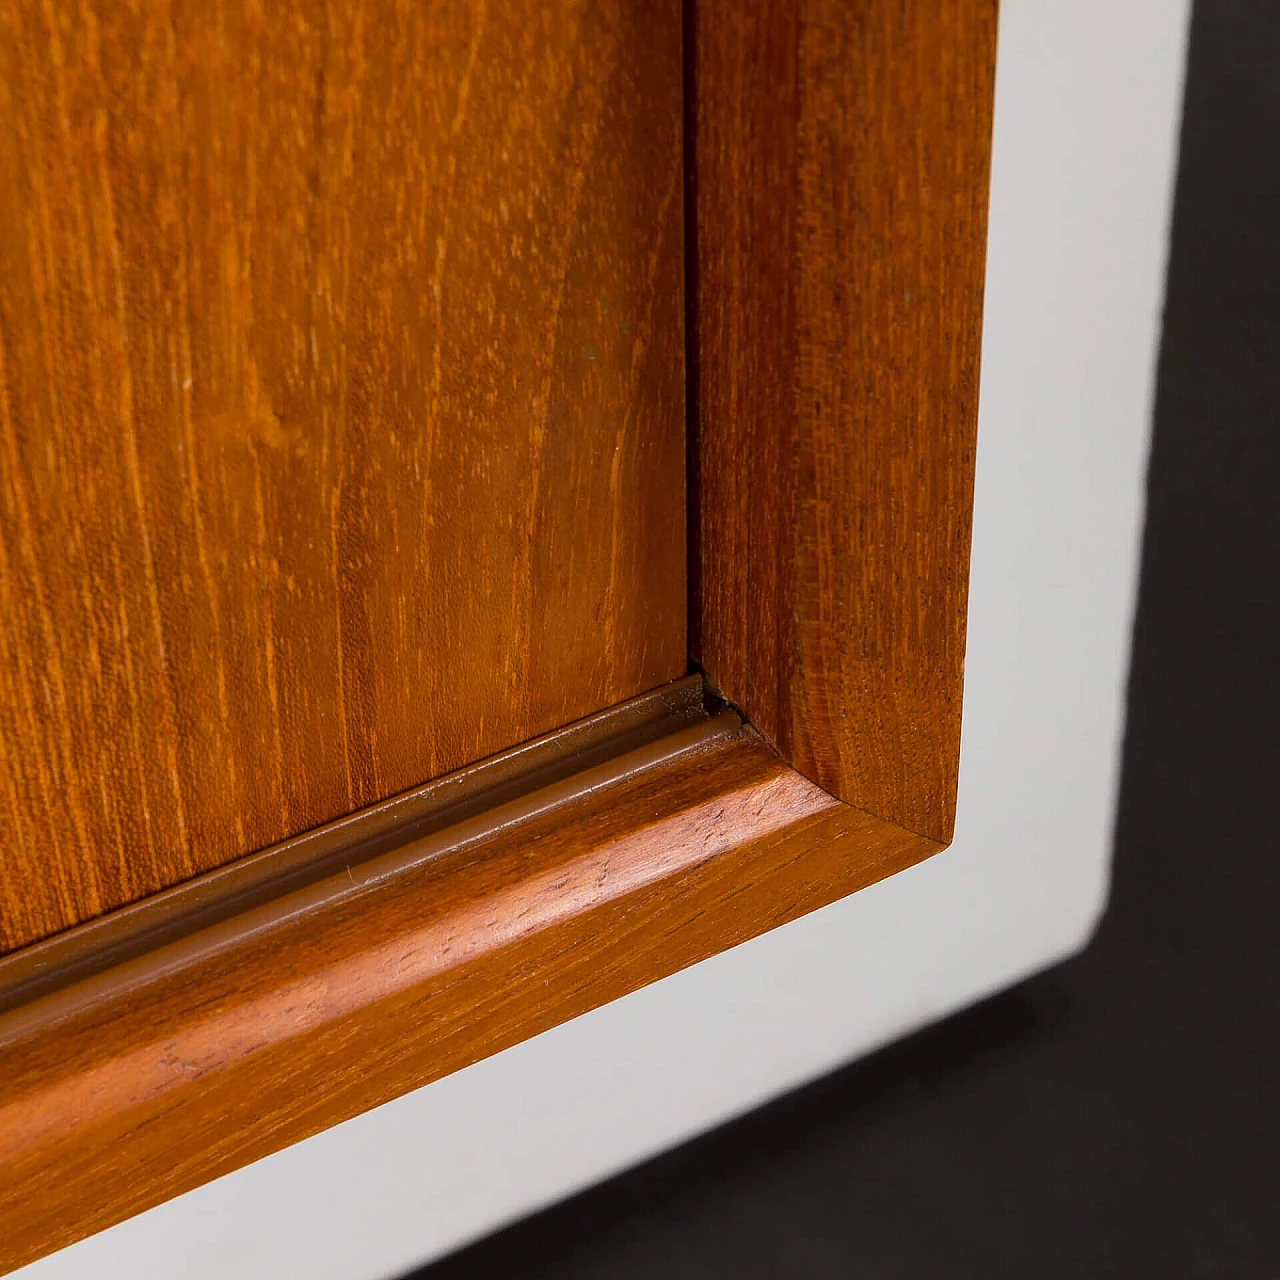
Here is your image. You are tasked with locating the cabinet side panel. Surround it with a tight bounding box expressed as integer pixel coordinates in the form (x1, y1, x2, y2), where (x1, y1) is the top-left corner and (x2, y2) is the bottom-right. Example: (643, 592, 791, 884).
(692, 0, 996, 841)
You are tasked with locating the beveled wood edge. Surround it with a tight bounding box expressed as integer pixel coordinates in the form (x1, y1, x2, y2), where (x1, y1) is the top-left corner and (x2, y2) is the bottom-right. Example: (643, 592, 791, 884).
(0, 697, 940, 1273)
(0, 674, 709, 1012)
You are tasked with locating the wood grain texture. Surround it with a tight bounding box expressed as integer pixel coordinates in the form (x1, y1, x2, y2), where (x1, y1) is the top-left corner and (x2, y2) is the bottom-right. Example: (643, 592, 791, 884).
(0, 675, 709, 1015)
(690, 0, 997, 842)
(0, 720, 938, 1273)
(0, 0, 686, 954)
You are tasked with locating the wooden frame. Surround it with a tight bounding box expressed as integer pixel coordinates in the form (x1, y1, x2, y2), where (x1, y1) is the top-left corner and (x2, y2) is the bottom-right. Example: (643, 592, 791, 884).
(690, 0, 997, 844)
(0, 2, 995, 1271)
(0, 681, 939, 1269)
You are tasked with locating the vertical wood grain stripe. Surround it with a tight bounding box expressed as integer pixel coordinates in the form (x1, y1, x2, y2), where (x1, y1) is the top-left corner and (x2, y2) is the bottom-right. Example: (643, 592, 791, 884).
(691, 0, 998, 842)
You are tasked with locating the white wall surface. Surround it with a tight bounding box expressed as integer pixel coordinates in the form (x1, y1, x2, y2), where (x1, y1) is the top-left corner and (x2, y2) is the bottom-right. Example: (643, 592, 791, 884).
(17, 4, 1191, 1277)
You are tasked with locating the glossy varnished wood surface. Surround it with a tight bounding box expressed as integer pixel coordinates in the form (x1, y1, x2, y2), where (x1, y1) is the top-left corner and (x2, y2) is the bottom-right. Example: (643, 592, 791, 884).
(690, 0, 997, 842)
(0, 716, 937, 1273)
(0, 0, 686, 954)
(0, 676, 708, 1015)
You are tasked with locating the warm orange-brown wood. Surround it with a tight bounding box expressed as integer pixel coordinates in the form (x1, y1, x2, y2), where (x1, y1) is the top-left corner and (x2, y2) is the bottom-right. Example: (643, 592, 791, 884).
(0, 0, 686, 954)
(690, 0, 997, 842)
(0, 675, 710, 1014)
(0, 7, 997, 1267)
(0, 710, 937, 1273)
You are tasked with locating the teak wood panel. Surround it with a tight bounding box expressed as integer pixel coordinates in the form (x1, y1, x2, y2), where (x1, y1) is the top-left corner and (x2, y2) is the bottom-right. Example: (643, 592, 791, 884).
(0, 0, 686, 955)
(0, 701, 938, 1274)
(690, 0, 997, 842)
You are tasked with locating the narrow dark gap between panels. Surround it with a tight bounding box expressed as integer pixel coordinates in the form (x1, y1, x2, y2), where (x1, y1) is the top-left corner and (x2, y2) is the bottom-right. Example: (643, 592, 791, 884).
(682, 0, 704, 677)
